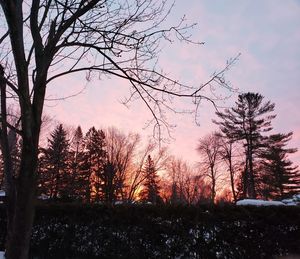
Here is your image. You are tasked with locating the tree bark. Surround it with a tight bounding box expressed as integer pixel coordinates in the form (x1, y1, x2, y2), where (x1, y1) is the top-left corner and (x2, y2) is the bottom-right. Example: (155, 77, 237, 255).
(211, 168, 216, 204)
(0, 66, 16, 258)
(4, 109, 40, 259)
(248, 138, 256, 198)
(229, 158, 237, 203)
(0, 66, 38, 259)
(5, 162, 37, 259)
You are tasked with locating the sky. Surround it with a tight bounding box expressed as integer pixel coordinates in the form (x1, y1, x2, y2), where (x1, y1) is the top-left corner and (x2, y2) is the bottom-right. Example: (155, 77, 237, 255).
(45, 0, 300, 166)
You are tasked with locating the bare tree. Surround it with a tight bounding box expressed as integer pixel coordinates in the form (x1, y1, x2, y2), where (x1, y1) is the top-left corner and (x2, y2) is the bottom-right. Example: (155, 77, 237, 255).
(126, 140, 168, 202)
(104, 127, 139, 203)
(0, 1, 236, 257)
(197, 132, 222, 203)
(126, 140, 155, 202)
(166, 157, 207, 205)
(218, 136, 242, 203)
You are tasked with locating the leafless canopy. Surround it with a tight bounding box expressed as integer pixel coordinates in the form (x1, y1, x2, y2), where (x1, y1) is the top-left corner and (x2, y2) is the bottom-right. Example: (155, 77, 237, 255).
(0, 0, 238, 140)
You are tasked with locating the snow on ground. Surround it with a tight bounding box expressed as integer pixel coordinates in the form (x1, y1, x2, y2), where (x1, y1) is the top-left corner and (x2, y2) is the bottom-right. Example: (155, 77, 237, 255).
(0, 191, 5, 204)
(293, 194, 300, 201)
(236, 199, 286, 206)
(236, 194, 300, 206)
(281, 199, 298, 206)
(0, 251, 5, 259)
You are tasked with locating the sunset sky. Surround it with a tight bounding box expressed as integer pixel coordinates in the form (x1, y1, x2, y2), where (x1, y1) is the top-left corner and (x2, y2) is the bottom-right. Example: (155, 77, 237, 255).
(45, 0, 300, 165)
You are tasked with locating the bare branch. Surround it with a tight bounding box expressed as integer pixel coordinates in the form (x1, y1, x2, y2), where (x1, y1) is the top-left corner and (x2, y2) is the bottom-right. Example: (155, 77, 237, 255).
(0, 30, 9, 45)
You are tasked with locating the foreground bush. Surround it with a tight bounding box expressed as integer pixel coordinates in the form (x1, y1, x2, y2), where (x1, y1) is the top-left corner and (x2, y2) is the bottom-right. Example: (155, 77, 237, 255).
(0, 204, 299, 258)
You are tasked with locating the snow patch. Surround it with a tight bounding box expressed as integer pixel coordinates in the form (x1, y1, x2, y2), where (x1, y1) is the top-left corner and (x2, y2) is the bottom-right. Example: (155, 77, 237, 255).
(236, 199, 286, 206)
(281, 199, 298, 206)
(38, 194, 50, 200)
(236, 194, 300, 206)
(293, 194, 300, 201)
(0, 251, 5, 259)
(0, 190, 5, 197)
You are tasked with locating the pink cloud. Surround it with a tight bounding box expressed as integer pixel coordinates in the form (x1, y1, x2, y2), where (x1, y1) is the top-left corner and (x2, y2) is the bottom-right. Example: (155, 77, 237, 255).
(42, 1, 300, 170)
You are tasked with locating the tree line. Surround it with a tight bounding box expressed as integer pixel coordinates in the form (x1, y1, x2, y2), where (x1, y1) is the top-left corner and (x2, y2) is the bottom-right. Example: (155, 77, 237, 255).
(198, 92, 300, 203)
(0, 124, 212, 205)
(1, 92, 299, 205)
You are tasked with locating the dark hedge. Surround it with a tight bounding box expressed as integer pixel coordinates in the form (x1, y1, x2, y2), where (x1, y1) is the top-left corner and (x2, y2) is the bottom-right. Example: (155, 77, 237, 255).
(0, 204, 299, 258)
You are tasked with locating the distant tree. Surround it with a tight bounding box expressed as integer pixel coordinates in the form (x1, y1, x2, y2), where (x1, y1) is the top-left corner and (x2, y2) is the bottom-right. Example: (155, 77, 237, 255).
(166, 157, 210, 205)
(218, 136, 241, 203)
(126, 141, 155, 203)
(258, 132, 299, 199)
(167, 158, 186, 204)
(69, 126, 86, 200)
(125, 141, 168, 203)
(84, 127, 107, 202)
(214, 92, 276, 198)
(197, 132, 222, 203)
(139, 155, 162, 204)
(71, 126, 84, 156)
(104, 128, 140, 203)
(38, 124, 70, 199)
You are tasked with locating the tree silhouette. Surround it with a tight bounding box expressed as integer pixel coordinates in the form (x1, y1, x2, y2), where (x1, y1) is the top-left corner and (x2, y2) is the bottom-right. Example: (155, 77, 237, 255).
(139, 155, 161, 204)
(38, 124, 70, 199)
(69, 126, 86, 200)
(167, 157, 209, 205)
(84, 127, 107, 202)
(258, 132, 299, 199)
(104, 128, 139, 204)
(0, 1, 236, 256)
(214, 92, 276, 198)
(197, 132, 222, 203)
(218, 136, 240, 203)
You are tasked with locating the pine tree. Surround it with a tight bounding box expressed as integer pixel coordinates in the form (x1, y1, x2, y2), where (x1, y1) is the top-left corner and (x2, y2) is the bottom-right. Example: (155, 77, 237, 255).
(38, 124, 70, 200)
(102, 162, 117, 204)
(84, 127, 107, 202)
(214, 92, 276, 198)
(140, 155, 162, 204)
(258, 132, 299, 199)
(69, 126, 85, 200)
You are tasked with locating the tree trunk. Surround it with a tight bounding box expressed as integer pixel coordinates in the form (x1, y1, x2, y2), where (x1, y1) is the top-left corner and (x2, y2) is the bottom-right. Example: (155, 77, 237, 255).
(229, 159, 237, 203)
(6, 179, 36, 259)
(242, 157, 248, 199)
(5, 145, 38, 259)
(248, 144, 256, 198)
(211, 169, 216, 204)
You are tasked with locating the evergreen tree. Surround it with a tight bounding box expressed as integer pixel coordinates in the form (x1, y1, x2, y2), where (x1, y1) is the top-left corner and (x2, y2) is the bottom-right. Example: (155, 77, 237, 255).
(140, 155, 162, 204)
(39, 124, 70, 199)
(214, 92, 276, 198)
(71, 126, 84, 155)
(84, 127, 107, 202)
(102, 162, 118, 204)
(69, 126, 86, 200)
(258, 132, 300, 199)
